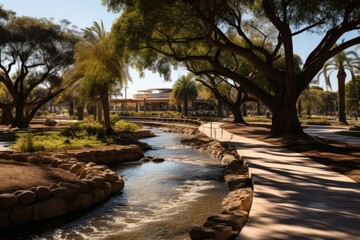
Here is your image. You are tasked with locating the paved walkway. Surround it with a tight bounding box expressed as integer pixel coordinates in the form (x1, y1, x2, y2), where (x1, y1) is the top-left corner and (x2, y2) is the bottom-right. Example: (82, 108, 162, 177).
(199, 123, 360, 240)
(304, 125, 359, 145)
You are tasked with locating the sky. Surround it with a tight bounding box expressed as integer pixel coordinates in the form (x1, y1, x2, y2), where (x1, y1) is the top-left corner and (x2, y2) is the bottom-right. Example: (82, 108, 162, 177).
(1, 0, 359, 97)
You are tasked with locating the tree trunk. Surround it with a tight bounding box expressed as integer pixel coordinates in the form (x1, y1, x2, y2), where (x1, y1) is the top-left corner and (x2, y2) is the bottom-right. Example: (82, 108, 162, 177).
(77, 106, 84, 120)
(270, 98, 303, 137)
(184, 98, 188, 116)
(0, 108, 13, 125)
(101, 91, 113, 134)
(337, 69, 347, 124)
(93, 104, 97, 121)
(257, 101, 261, 115)
(307, 105, 311, 116)
(216, 103, 224, 117)
(15, 100, 29, 128)
(297, 99, 302, 117)
(97, 101, 103, 122)
(229, 106, 246, 124)
(242, 103, 247, 117)
(69, 100, 74, 116)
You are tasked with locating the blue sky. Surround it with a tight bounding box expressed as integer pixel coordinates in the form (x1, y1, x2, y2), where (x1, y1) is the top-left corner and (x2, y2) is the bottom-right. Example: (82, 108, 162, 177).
(1, 0, 358, 96)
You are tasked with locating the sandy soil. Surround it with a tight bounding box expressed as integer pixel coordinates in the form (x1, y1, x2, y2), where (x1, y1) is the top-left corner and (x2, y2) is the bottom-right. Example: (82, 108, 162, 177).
(0, 160, 79, 194)
(222, 123, 360, 183)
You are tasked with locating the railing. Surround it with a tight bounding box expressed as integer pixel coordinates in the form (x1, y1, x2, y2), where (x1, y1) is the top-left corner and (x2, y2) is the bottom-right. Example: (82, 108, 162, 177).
(119, 116, 203, 127)
(133, 93, 170, 100)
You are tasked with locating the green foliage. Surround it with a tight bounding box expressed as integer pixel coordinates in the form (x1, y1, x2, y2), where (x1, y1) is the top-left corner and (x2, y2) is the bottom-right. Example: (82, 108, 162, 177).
(60, 122, 106, 139)
(15, 133, 37, 152)
(244, 116, 272, 123)
(0, 14, 78, 127)
(336, 131, 360, 138)
(349, 125, 360, 131)
(36, 110, 49, 116)
(300, 118, 330, 125)
(346, 76, 360, 112)
(110, 112, 120, 125)
(12, 132, 103, 152)
(115, 120, 140, 131)
(106, 0, 360, 136)
(171, 75, 198, 104)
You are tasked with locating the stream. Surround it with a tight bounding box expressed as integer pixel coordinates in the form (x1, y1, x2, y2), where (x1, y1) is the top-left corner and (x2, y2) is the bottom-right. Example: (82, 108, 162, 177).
(3, 128, 228, 240)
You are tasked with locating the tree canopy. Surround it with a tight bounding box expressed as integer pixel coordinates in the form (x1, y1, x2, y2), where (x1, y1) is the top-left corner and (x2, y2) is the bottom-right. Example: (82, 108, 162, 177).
(170, 74, 198, 116)
(0, 13, 78, 127)
(106, 0, 360, 137)
(64, 21, 130, 133)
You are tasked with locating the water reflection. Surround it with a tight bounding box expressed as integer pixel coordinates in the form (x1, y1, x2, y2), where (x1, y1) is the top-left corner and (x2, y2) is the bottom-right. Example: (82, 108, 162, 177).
(5, 128, 227, 240)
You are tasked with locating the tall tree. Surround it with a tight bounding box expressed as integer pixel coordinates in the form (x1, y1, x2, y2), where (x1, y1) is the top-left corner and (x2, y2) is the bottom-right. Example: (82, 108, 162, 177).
(317, 45, 360, 124)
(65, 21, 129, 133)
(106, 0, 360, 137)
(346, 75, 360, 113)
(170, 75, 198, 116)
(0, 15, 78, 127)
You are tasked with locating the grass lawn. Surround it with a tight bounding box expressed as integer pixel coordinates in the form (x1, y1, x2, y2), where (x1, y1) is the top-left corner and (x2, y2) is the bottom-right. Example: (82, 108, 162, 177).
(335, 131, 360, 138)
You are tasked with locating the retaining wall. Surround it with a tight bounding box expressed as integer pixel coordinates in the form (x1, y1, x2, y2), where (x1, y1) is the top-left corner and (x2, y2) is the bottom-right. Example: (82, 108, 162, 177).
(0, 145, 144, 229)
(168, 125, 254, 240)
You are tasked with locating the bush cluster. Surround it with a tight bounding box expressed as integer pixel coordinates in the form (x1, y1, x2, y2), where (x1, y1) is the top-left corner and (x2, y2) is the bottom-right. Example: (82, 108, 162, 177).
(13, 132, 103, 152)
(114, 120, 141, 131)
(60, 122, 106, 139)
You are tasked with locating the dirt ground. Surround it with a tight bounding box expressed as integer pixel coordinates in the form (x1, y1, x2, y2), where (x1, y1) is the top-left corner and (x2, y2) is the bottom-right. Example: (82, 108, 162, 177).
(0, 123, 78, 193)
(222, 123, 360, 183)
(0, 160, 79, 194)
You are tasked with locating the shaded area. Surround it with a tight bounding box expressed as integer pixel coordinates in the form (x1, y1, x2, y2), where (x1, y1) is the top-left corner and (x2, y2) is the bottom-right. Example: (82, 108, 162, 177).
(222, 123, 360, 183)
(239, 148, 360, 239)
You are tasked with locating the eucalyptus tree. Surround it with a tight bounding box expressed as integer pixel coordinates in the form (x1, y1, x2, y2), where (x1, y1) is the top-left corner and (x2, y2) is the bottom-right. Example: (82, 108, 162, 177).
(170, 75, 198, 117)
(0, 15, 78, 127)
(317, 46, 360, 124)
(105, 0, 360, 137)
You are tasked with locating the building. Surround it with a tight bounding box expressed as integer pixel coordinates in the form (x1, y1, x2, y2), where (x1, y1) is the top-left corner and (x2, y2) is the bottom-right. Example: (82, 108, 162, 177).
(109, 88, 211, 112)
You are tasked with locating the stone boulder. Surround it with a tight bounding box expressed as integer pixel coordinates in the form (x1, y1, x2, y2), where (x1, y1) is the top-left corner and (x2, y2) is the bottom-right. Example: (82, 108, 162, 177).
(44, 119, 57, 126)
(221, 188, 253, 213)
(0, 194, 18, 209)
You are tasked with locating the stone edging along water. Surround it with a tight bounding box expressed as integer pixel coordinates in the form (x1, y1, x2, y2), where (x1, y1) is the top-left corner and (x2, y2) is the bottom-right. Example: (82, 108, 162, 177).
(0, 144, 144, 229)
(166, 125, 254, 240)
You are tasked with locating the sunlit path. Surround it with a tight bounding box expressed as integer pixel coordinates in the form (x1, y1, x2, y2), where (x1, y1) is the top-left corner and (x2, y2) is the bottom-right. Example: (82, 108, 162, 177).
(200, 122, 360, 240)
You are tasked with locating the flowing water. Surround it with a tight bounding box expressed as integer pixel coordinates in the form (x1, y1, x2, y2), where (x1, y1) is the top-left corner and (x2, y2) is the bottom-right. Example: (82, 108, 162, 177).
(4, 128, 228, 240)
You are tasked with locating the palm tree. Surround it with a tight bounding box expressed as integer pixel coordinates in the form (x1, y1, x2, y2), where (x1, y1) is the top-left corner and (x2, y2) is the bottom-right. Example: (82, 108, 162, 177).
(64, 21, 130, 133)
(170, 75, 198, 117)
(317, 43, 360, 124)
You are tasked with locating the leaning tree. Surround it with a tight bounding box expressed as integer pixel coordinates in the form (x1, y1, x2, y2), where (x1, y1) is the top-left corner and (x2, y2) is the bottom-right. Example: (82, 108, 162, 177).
(0, 15, 78, 127)
(105, 0, 360, 137)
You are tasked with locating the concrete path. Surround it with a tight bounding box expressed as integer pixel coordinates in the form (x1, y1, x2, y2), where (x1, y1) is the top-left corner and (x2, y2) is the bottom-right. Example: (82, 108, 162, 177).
(304, 125, 359, 145)
(199, 123, 360, 240)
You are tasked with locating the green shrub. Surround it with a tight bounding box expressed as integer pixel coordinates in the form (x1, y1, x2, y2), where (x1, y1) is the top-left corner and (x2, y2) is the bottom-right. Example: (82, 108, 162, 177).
(115, 120, 141, 131)
(244, 116, 272, 123)
(15, 133, 38, 152)
(36, 110, 49, 116)
(349, 125, 360, 131)
(300, 119, 330, 125)
(12, 132, 103, 152)
(110, 112, 119, 125)
(61, 122, 105, 139)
